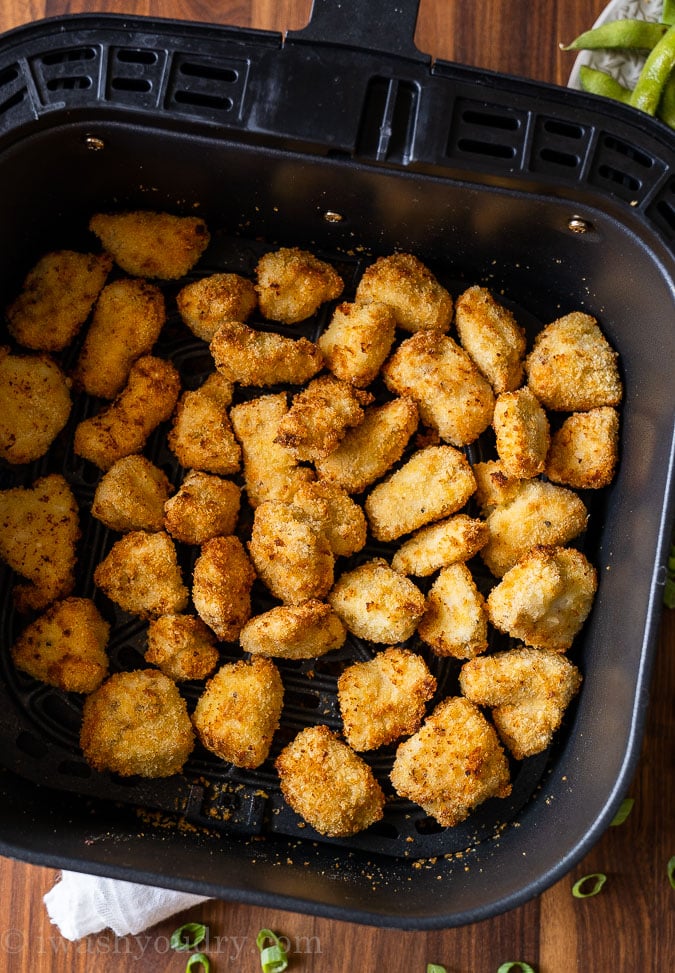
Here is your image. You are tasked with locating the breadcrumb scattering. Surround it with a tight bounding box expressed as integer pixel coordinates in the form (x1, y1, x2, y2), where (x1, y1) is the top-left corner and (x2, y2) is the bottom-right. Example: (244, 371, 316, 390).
(318, 301, 397, 387)
(210, 320, 324, 386)
(390, 696, 511, 827)
(546, 407, 620, 489)
(275, 724, 385, 836)
(292, 479, 367, 558)
(355, 252, 453, 334)
(391, 513, 489, 577)
(167, 372, 240, 476)
(91, 454, 172, 533)
(164, 470, 241, 545)
(274, 375, 373, 463)
(89, 210, 210, 280)
(192, 535, 256, 640)
(177, 272, 257, 342)
(328, 557, 426, 643)
(417, 563, 488, 659)
(80, 669, 195, 777)
(94, 530, 188, 619)
(454, 285, 526, 393)
(255, 247, 343, 324)
(239, 599, 346, 660)
(145, 613, 219, 682)
(0, 348, 72, 465)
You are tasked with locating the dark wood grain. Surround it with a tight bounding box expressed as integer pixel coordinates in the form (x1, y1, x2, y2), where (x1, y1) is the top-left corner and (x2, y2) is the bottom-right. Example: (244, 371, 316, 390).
(0, 2, 672, 971)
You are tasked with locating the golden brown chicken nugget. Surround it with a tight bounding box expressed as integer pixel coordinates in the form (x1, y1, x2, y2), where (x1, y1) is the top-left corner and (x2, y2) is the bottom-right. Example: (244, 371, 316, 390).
(239, 599, 346, 660)
(80, 669, 195, 777)
(94, 530, 188, 619)
(492, 386, 550, 479)
(454, 285, 526, 393)
(355, 252, 453, 334)
(337, 647, 436, 751)
(11, 597, 109, 694)
(145, 614, 219, 682)
(192, 657, 284, 769)
(328, 558, 425, 644)
(292, 479, 367, 558)
(274, 375, 373, 463)
(164, 471, 241, 545)
(192, 535, 256, 640)
(317, 301, 396, 387)
(210, 320, 324, 386)
(472, 460, 522, 514)
(167, 372, 240, 476)
(390, 696, 511, 827)
(0, 348, 72, 465)
(391, 514, 488, 577)
(255, 247, 343, 324)
(275, 724, 385, 837)
(545, 407, 620, 489)
(176, 272, 257, 342)
(89, 210, 210, 279)
(91, 454, 172, 533)
(6, 250, 112, 351)
(417, 563, 488, 659)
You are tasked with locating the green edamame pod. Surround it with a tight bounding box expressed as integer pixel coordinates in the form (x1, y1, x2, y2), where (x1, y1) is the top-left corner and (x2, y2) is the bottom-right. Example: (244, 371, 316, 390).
(663, 0, 675, 27)
(657, 69, 675, 127)
(564, 19, 668, 52)
(630, 24, 675, 114)
(579, 65, 632, 104)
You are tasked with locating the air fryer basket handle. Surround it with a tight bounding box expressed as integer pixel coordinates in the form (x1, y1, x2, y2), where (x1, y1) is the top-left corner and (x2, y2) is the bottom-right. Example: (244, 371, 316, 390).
(287, 0, 425, 60)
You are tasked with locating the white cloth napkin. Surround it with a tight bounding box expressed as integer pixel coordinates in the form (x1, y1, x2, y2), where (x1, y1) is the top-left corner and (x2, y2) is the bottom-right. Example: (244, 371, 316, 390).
(44, 870, 211, 941)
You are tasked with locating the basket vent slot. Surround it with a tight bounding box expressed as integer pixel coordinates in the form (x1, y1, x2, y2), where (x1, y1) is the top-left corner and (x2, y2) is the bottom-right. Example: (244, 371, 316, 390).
(165, 53, 248, 118)
(356, 76, 419, 163)
(447, 99, 527, 167)
(107, 47, 166, 107)
(0, 64, 27, 125)
(589, 132, 665, 203)
(31, 46, 101, 105)
(646, 176, 675, 242)
(531, 115, 589, 174)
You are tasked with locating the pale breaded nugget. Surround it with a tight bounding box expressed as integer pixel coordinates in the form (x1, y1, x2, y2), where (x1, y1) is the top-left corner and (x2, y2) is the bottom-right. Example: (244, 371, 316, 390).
(145, 613, 219, 682)
(337, 646, 437, 751)
(315, 396, 419, 495)
(91, 454, 172, 533)
(192, 535, 256, 641)
(72, 278, 166, 398)
(458, 646, 582, 759)
(275, 724, 385, 837)
(239, 599, 346, 660)
(492, 386, 550, 479)
(164, 471, 241, 545)
(525, 311, 623, 411)
(176, 272, 257, 342)
(391, 514, 488, 577)
(80, 669, 195, 777)
(327, 558, 425, 643)
(274, 375, 373, 463)
(364, 445, 476, 543)
(248, 500, 334, 605)
(292, 479, 367, 558)
(472, 460, 522, 515)
(454, 285, 526, 393)
(546, 406, 620, 490)
(382, 330, 495, 446)
(255, 247, 344, 324)
(11, 597, 109, 694)
(192, 657, 283, 769)
(355, 252, 453, 334)
(0, 474, 80, 612)
(390, 696, 511, 827)
(6, 249, 111, 351)
(417, 563, 488, 659)
(0, 348, 72, 464)
(210, 320, 324, 386)
(167, 372, 240, 476)
(74, 355, 180, 471)
(486, 545, 597, 653)
(230, 392, 315, 507)
(89, 210, 210, 280)
(317, 301, 396, 387)
(480, 479, 589, 577)
(94, 530, 188, 619)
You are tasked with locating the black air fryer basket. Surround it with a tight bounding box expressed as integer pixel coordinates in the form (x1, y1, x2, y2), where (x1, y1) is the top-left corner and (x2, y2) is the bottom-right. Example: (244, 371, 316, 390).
(0, 0, 673, 929)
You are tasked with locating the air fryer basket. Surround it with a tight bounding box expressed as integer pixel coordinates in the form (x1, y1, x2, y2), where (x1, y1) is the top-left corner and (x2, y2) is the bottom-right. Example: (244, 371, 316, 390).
(0, 0, 673, 929)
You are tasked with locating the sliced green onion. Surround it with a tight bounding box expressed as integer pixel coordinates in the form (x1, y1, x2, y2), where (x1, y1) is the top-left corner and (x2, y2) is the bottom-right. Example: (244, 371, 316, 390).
(256, 929, 289, 973)
(610, 797, 635, 826)
(497, 963, 536, 973)
(170, 922, 208, 951)
(185, 954, 210, 973)
(572, 872, 607, 898)
(427, 965, 448, 973)
(668, 856, 675, 889)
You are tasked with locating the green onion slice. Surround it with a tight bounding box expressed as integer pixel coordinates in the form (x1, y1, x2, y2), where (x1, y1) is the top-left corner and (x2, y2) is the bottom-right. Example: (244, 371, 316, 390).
(668, 856, 675, 889)
(185, 953, 210, 973)
(610, 797, 635, 826)
(497, 963, 536, 973)
(427, 965, 448, 973)
(170, 922, 208, 951)
(256, 929, 289, 973)
(572, 872, 607, 898)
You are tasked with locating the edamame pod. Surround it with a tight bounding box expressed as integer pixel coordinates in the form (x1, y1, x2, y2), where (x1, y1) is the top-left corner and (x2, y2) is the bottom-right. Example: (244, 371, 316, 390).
(579, 66, 632, 104)
(564, 19, 668, 52)
(630, 24, 675, 114)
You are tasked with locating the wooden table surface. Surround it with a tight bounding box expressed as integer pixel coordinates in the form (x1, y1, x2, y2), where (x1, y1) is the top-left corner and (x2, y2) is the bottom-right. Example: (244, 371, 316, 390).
(0, 1, 673, 971)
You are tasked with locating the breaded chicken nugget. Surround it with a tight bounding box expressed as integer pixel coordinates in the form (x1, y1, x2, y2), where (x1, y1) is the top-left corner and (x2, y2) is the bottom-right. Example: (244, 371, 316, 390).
(91, 454, 172, 533)
(74, 355, 180, 471)
(459, 646, 582, 759)
(328, 558, 425, 643)
(145, 614, 219, 682)
(6, 250, 111, 351)
(192, 535, 256, 640)
(391, 514, 488, 577)
(72, 278, 166, 398)
(315, 396, 419, 495)
(355, 252, 453, 334)
(390, 696, 511, 827)
(94, 530, 188, 619)
(486, 546, 597, 653)
(176, 272, 257, 342)
(255, 247, 343, 324)
(230, 393, 315, 507)
(454, 285, 526, 393)
(0, 474, 80, 612)
(382, 330, 495, 446)
(365, 445, 476, 542)
(417, 563, 488, 659)
(80, 669, 195, 777)
(11, 597, 109, 693)
(546, 406, 620, 489)
(89, 210, 210, 279)
(192, 657, 284, 768)
(337, 646, 436, 751)
(274, 375, 373, 463)
(492, 386, 550, 479)
(292, 479, 367, 558)
(472, 460, 522, 515)
(167, 372, 240, 476)
(239, 599, 346, 660)
(317, 301, 396, 387)
(210, 320, 323, 386)
(481, 479, 589, 577)
(164, 471, 241, 545)
(275, 724, 385, 836)
(0, 348, 72, 464)
(249, 500, 334, 605)
(525, 311, 623, 411)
